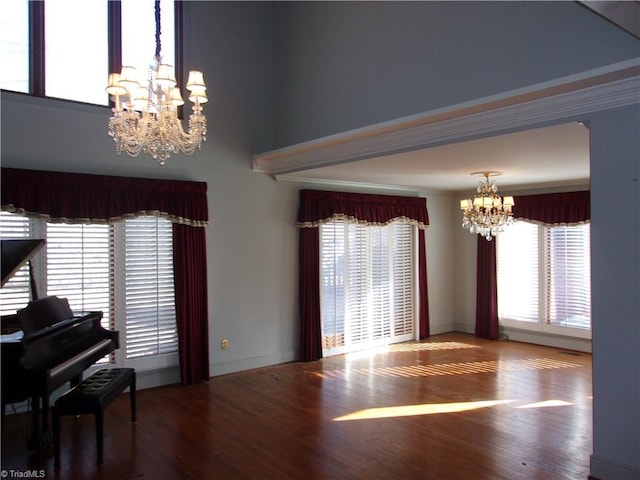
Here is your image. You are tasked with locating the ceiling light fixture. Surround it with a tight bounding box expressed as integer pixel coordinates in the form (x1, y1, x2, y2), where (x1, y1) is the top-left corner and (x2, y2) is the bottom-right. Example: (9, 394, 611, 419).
(459, 171, 515, 241)
(105, 1, 207, 166)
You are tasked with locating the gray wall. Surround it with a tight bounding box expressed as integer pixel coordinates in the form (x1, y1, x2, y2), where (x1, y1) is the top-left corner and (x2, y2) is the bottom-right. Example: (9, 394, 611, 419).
(272, 1, 639, 147)
(589, 104, 640, 479)
(1, 2, 638, 478)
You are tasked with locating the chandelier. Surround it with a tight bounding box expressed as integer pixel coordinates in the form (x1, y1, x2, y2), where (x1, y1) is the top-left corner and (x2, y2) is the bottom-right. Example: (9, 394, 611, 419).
(105, 1, 207, 166)
(459, 172, 515, 241)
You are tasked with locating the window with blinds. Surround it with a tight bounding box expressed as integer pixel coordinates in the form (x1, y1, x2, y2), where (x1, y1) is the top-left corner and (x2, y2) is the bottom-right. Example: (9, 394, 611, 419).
(545, 224, 591, 329)
(46, 223, 113, 328)
(123, 217, 177, 359)
(0, 212, 178, 366)
(320, 220, 415, 356)
(497, 220, 591, 337)
(496, 221, 539, 324)
(0, 212, 35, 316)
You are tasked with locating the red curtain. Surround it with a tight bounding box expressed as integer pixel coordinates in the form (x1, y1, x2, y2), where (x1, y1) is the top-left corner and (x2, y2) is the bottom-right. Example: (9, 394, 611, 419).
(298, 228, 322, 362)
(297, 189, 430, 361)
(418, 229, 430, 339)
(297, 189, 429, 227)
(1, 167, 208, 226)
(1, 167, 209, 385)
(475, 190, 590, 339)
(173, 224, 210, 384)
(513, 191, 590, 225)
(475, 236, 499, 339)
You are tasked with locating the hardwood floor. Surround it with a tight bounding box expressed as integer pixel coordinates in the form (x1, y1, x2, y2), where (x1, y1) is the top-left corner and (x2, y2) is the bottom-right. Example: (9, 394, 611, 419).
(1, 333, 592, 480)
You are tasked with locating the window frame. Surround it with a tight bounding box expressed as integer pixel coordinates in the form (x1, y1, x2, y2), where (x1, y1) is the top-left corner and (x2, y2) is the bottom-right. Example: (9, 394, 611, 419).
(497, 220, 592, 340)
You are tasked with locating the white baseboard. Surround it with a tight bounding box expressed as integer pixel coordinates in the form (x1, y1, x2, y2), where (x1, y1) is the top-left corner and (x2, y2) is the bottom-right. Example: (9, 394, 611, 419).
(209, 350, 297, 377)
(501, 327, 592, 353)
(452, 323, 475, 335)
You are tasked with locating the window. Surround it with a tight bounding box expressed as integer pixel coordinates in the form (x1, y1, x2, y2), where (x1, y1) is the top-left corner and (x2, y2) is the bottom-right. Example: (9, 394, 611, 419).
(320, 220, 415, 356)
(0, 212, 178, 368)
(497, 220, 591, 338)
(0, 0, 176, 105)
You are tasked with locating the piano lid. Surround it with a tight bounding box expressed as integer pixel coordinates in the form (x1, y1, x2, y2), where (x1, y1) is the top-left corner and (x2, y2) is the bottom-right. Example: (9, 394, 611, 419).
(1, 239, 45, 287)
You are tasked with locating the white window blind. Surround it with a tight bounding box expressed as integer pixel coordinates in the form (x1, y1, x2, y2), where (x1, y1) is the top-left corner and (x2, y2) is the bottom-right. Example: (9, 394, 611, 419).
(391, 223, 414, 336)
(544, 224, 591, 329)
(45, 223, 113, 328)
(320, 220, 415, 356)
(124, 216, 177, 359)
(497, 221, 539, 323)
(320, 221, 346, 349)
(0, 212, 34, 316)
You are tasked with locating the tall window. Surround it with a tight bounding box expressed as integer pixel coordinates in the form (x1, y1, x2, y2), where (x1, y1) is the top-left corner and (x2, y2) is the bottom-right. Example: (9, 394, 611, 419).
(0, 212, 178, 367)
(497, 220, 591, 338)
(0, 0, 175, 105)
(320, 220, 415, 356)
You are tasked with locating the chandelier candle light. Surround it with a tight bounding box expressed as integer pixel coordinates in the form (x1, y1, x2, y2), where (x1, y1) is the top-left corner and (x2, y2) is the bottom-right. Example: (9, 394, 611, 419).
(106, 1, 207, 166)
(459, 171, 515, 241)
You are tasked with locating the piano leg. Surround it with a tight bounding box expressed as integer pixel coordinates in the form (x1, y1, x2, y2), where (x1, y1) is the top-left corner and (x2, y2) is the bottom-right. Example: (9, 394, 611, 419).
(27, 395, 41, 450)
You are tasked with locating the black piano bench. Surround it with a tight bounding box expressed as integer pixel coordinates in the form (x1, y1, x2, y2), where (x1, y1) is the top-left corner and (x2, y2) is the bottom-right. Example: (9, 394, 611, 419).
(52, 368, 136, 467)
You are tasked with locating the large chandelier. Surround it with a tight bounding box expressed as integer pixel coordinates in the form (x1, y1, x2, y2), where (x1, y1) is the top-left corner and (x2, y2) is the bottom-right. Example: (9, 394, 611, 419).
(459, 172, 515, 241)
(105, 1, 207, 166)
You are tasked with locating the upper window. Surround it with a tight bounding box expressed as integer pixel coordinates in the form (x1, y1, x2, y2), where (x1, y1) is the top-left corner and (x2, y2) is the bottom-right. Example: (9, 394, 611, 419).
(320, 220, 416, 356)
(0, 0, 175, 106)
(497, 220, 591, 338)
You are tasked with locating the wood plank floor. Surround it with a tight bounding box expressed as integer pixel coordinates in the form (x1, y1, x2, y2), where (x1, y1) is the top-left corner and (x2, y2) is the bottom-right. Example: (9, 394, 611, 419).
(1, 333, 592, 480)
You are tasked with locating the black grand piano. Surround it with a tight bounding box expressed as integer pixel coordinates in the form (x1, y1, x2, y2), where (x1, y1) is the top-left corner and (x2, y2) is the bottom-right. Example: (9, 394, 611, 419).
(1, 239, 119, 448)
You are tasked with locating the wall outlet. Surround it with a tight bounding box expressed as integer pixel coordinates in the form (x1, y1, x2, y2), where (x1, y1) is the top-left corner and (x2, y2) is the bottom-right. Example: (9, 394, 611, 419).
(220, 338, 229, 350)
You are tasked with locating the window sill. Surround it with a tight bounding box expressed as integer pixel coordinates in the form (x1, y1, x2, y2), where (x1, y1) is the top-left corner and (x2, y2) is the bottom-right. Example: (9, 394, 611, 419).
(500, 326, 592, 353)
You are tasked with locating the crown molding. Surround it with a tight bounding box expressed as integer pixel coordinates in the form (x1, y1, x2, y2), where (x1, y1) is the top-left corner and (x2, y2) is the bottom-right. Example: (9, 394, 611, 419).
(253, 59, 640, 176)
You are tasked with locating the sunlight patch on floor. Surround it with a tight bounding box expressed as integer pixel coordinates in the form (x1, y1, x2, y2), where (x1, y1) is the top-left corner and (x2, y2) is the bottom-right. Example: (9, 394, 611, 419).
(387, 341, 481, 352)
(515, 399, 573, 408)
(317, 357, 581, 379)
(333, 399, 516, 421)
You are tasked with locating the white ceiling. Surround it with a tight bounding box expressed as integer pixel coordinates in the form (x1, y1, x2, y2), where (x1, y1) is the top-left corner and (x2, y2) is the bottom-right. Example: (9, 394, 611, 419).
(276, 122, 591, 193)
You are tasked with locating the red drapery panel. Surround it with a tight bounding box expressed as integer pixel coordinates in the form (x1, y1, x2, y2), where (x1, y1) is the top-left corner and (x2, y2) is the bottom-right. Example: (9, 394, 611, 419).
(297, 189, 430, 361)
(475, 236, 499, 339)
(173, 224, 210, 384)
(298, 228, 322, 362)
(475, 189, 590, 340)
(1, 167, 208, 226)
(297, 189, 429, 228)
(418, 229, 430, 339)
(513, 191, 590, 225)
(1, 167, 209, 385)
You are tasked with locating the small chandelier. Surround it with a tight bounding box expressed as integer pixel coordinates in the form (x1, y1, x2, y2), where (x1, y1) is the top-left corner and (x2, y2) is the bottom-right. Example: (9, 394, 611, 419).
(105, 1, 207, 166)
(459, 171, 515, 241)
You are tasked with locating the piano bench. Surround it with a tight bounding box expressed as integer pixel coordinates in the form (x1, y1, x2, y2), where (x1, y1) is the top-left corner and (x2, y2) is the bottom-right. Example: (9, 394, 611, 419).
(52, 368, 136, 467)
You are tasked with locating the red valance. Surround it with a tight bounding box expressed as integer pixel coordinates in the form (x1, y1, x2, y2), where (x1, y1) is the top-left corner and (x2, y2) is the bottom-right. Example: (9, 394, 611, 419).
(513, 191, 590, 225)
(1, 168, 208, 227)
(297, 189, 429, 229)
